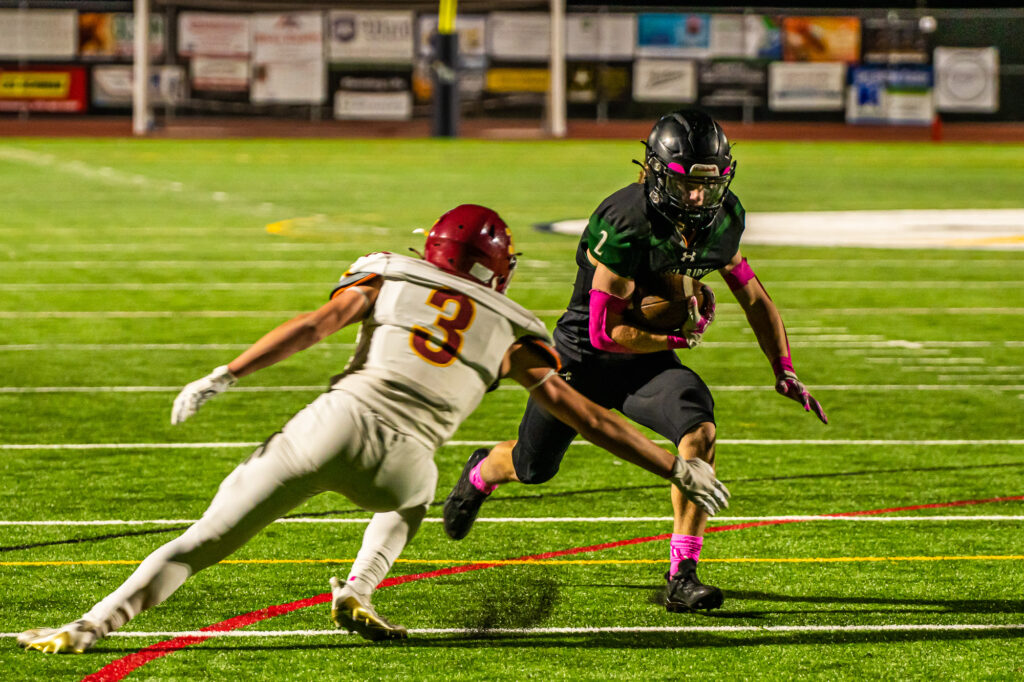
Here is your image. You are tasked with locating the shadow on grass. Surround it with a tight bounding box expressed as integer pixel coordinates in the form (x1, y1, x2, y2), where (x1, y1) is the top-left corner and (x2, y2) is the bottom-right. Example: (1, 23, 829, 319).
(723, 590, 1024, 616)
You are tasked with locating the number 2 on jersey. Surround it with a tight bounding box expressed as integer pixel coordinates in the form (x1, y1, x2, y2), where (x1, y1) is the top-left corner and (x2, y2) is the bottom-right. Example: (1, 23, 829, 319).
(410, 289, 476, 367)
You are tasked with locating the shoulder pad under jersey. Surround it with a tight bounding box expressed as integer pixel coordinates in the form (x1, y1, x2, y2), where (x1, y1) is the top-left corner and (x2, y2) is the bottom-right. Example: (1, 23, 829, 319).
(329, 272, 380, 300)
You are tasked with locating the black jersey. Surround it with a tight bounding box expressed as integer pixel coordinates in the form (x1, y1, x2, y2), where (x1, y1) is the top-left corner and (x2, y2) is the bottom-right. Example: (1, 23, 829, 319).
(553, 182, 745, 363)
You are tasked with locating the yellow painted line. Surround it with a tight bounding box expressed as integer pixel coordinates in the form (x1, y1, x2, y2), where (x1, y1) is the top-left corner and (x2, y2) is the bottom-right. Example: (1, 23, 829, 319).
(3, 555, 1024, 568)
(945, 235, 1024, 246)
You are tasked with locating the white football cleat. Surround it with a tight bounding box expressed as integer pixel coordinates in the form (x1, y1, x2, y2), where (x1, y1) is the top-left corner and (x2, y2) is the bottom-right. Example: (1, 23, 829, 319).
(18, 620, 100, 654)
(329, 576, 407, 642)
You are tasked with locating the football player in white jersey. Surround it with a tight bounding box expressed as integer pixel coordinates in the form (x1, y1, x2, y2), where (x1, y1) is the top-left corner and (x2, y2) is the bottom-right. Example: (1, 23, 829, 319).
(19, 204, 728, 653)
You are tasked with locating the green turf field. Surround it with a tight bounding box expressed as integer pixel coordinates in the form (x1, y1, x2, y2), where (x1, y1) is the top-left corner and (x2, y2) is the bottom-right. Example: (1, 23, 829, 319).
(0, 137, 1022, 680)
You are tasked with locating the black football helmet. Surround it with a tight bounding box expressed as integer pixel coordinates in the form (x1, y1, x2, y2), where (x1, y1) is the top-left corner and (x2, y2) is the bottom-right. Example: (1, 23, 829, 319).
(640, 109, 736, 248)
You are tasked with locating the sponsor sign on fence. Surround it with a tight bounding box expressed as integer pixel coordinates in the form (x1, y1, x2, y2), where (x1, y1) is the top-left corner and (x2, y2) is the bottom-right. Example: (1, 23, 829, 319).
(488, 13, 550, 61)
(92, 65, 185, 107)
(251, 13, 325, 104)
(178, 13, 250, 58)
(782, 17, 861, 63)
(768, 61, 846, 111)
(934, 47, 999, 113)
(328, 10, 414, 64)
(0, 67, 87, 112)
(636, 13, 710, 59)
(633, 59, 697, 102)
(0, 9, 76, 59)
(566, 13, 636, 60)
(846, 65, 934, 125)
(79, 13, 166, 59)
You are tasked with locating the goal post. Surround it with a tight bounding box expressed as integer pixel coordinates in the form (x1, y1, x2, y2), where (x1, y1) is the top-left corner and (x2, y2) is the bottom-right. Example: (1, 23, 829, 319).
(132, 0, 152, 135)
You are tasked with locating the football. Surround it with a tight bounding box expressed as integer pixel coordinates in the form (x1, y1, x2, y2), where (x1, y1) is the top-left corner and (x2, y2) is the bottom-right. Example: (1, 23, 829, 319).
(626, 273, 712, 333)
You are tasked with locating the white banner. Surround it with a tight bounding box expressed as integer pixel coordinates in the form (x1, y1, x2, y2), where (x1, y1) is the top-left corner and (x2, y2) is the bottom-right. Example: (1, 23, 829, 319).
(934, 47, 999, 113)
(328, 11, 414, 63)
(252, 61, 324, 104)
(566, 14, 635, 60)
(192, 57, 249, 91)
(0, 9, 76, 59)
(488, 12, 550, 61)
(632, 59, 697, 103)
(178, 13, 250, 57)
(92, 65, 185, 107)
(709, 14, 747, 58)
(252, 13, 323, 62)
(334, 91, 412, 120)
(768, 62, 845, 111)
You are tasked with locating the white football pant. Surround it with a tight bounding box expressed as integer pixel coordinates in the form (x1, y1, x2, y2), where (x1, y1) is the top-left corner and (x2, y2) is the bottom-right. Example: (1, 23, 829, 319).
(82, 388, 438, 638)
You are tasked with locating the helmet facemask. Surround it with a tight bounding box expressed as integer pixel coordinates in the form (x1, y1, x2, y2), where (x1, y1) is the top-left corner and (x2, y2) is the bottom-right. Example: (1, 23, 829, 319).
(644, 149, 735, 249)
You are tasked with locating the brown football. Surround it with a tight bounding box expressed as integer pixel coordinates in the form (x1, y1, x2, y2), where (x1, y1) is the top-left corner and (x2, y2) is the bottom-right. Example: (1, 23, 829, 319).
(626, 273, 711, 333)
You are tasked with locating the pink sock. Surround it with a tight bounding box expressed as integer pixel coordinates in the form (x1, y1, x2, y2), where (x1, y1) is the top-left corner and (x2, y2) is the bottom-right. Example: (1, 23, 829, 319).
(669, 534, 704, 575)
(469, 462, 497, 495)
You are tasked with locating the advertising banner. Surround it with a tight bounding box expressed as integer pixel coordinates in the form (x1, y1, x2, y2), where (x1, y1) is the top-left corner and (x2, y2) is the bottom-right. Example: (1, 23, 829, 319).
(743, 15, 782, 60)
(0, 67, 87, 112)
(178, 13, 250, 57)
(567, 64, 630, 103)
(79, 13, 166, 59)
(251, 13, 325, 104)
(328, 10, 414, 64)
(192, 57, 249, 91)
(862, 17, 927, 64)
(934, 47, 998, 113)
(636, 13, 710, 59)
(567, 14, 636, 60)
(417, 14, 486, 69)
(412, 60, 484, 103)
(632, 59, 697, 103)
(334, 91, 412, 120)
(0, 9, 76, 59)
(485, 68, 549, 93)
(768, 61, 845, 111)
(709, 14, 747, 59)
(92, 65, 185, 107)
(699, 61, 766, 107)
(488, 13, 550, 61)
(782, 17, 861, 63)
(846, 65, 933, 125)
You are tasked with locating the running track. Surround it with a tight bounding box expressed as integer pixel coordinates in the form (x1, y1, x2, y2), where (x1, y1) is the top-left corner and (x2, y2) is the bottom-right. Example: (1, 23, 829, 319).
(83, 495, 1024, 681)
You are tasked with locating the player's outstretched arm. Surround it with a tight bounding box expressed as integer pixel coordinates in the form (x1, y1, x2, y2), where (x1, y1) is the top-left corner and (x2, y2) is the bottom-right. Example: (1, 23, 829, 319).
(503, 341, 729, 515)
(171, 280, 381, 425)
(720, 251, 827, 424)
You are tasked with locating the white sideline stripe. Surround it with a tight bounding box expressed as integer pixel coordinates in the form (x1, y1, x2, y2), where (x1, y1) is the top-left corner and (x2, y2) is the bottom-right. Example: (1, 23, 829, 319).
(3, 385, 1024, 394)
(3, 624, 1024, 638)
(2, 515, 1024, 527)
(2, 439, 1022, 450)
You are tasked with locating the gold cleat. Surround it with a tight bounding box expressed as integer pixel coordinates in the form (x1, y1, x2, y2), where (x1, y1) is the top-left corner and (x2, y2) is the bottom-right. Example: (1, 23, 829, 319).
(329, 576, 408, 642)
(18, 621, 99, 654)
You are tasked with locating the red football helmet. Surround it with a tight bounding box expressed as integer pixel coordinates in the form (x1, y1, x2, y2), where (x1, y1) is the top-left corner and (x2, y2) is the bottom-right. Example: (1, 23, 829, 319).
(423, 204, 517, 293)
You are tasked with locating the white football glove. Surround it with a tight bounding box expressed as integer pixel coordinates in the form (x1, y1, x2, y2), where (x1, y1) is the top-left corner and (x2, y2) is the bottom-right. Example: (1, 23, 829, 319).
(668, 456, 730, 517)
(170, 365, 237, 425)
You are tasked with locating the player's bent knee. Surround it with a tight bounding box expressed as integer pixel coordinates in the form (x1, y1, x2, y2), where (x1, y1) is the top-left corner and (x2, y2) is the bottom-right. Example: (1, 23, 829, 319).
(679, 421, 716, 463)
(511, 441, 561, 485)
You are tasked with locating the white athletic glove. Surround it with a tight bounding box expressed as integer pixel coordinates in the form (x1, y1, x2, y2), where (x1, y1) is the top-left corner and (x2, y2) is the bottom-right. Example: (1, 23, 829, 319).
(170, 365, 237, 425)
(668, 456, 730, 517)
(667, 285, 716, 350)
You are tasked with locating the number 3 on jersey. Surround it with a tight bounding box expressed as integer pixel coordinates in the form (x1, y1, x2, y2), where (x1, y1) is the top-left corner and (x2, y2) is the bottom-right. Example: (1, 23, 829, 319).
(410, 289, 476, 367)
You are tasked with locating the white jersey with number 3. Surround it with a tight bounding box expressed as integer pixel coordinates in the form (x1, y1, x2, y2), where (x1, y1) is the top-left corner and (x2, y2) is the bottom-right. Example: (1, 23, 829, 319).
(330, 253, 551, 448)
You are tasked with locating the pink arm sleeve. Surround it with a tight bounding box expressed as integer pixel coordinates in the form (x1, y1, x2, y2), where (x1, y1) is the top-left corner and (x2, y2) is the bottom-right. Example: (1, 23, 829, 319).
(722, 257, 756, 291)
(588, 289, 632, 353)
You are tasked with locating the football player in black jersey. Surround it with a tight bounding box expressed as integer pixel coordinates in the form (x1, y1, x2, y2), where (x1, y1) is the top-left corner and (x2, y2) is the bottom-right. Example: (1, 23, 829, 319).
(444, 109, 827, 613)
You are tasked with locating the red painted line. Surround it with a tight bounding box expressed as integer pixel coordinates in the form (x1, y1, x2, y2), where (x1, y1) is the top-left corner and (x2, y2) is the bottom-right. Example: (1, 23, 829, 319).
(84, 494, 1023, 681)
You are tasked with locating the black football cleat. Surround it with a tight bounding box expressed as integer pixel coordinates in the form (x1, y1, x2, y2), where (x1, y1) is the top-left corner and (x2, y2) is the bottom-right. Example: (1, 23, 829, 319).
(443, 449, 491, 540)
(664, 559, 724, 613)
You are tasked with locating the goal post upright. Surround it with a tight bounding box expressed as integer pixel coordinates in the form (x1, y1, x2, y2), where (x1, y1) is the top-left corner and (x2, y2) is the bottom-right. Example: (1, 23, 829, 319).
(547, 0, 567, 138)
(431, 0, 459, 138)
(132, 0, 153, 135)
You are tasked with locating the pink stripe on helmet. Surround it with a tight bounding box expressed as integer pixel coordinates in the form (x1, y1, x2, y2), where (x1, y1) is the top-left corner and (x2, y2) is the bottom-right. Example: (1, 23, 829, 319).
(666, 162, 687, 174)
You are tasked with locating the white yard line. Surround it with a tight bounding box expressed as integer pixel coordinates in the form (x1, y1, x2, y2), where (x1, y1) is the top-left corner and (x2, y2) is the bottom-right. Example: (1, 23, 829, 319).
(2, 439, 1022, 450)
(1, 515, 1023, 527)
(1, 385, 1022, 394)
(3, 623, 1024, 638)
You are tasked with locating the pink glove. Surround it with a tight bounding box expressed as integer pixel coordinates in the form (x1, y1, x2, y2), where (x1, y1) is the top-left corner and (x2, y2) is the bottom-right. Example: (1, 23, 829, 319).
(772, 357, 828, 424)
(667, 290, 715, 349)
